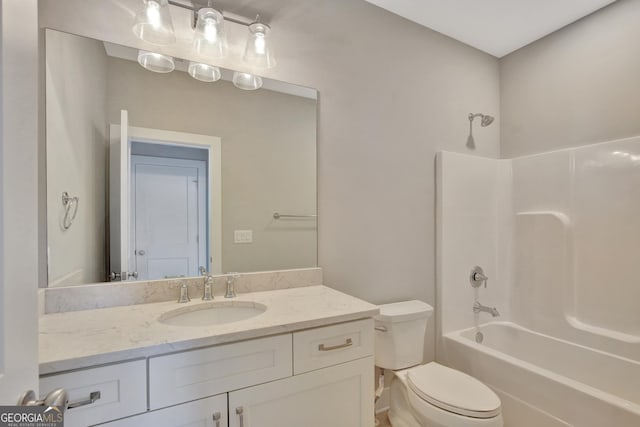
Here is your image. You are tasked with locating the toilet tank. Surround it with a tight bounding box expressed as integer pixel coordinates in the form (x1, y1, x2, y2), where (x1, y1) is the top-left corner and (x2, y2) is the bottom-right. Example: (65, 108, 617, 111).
(374, 300, 433, 370)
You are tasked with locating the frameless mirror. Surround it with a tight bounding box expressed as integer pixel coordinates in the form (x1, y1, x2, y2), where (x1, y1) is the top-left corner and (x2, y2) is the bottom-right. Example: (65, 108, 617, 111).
(45, 29, 317, 287)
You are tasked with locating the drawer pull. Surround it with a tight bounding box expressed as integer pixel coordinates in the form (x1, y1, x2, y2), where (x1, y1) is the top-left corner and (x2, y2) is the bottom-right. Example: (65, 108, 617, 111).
(212, 411, 221, 427)
(236, 406, 244, 427)
(318, 338, 353, 352)
(67, 391, 101, 409)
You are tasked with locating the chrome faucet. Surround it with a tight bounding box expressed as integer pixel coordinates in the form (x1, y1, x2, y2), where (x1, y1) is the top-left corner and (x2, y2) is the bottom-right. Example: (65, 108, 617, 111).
(473, 301, 499, 317)
(470, 266, 488, 288)
(202, 275, 214, 301)
(200, 266, 214, 301)
(177, 282, 190, 303)
(225, 273, 239, 298)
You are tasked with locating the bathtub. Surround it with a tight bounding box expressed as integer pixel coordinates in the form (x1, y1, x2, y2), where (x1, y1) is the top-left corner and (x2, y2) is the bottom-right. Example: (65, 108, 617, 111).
(443, 322, 640, 427)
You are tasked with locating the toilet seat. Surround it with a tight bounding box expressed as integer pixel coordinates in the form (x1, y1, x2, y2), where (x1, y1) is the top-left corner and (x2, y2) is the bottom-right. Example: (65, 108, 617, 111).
(406, 363, 501, 419)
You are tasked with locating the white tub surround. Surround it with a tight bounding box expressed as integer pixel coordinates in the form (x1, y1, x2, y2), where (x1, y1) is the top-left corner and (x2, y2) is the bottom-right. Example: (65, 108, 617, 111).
(42, 267, 322, 314)
(444, 323, 640, 426)
(40, 284, 377, 374)
(437, 138, 640, 426)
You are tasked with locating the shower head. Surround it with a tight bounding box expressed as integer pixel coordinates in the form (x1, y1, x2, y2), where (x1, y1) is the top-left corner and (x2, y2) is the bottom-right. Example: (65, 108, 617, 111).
(469, 113, 495, 127)
(481, 115, 494, 127)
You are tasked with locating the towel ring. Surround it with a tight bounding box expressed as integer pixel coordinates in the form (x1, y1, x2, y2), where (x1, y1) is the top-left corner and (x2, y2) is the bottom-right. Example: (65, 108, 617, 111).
(62, 191, 79, 230)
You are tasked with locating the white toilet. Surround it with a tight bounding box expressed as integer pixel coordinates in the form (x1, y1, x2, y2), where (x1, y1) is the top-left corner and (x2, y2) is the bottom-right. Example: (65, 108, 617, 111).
(375, 301, 503, 427)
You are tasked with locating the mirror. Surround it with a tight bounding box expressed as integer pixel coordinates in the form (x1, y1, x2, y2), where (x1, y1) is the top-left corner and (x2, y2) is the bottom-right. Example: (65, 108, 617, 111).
(45, 29, 317, 287)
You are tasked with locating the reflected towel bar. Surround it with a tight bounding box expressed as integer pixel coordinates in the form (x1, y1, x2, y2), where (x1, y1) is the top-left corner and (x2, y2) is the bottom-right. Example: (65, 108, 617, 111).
(273, 212, 317, 220)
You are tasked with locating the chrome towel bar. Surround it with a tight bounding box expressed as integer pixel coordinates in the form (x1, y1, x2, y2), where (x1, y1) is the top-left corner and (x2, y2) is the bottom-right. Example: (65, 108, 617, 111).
(273, 212, 317, 219)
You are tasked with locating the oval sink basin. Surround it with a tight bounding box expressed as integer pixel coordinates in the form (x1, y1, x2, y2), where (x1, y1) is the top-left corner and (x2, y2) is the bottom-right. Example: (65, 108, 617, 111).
(159, 301, 267, 327)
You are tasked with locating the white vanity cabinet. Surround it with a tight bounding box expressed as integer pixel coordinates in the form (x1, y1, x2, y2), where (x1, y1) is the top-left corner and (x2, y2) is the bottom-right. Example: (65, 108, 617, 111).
(148, 334, 292, 410)
(39, 360, 147, 427)
(98, 394, 227, 427)
(41, 319, 374, 427)
(228, 357, 373, 427)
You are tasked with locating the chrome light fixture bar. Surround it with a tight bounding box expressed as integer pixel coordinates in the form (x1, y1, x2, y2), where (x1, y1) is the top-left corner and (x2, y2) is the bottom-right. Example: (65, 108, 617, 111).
(163, 1, 276, 69)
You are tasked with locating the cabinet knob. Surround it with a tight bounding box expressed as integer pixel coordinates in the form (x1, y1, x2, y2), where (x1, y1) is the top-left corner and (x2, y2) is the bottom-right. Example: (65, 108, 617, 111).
(212, 411, 221, 427)
(236, 406, 244, 427)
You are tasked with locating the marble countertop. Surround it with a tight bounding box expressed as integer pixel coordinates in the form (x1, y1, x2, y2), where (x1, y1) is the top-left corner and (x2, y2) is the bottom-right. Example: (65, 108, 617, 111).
(39, 285, 379, 375)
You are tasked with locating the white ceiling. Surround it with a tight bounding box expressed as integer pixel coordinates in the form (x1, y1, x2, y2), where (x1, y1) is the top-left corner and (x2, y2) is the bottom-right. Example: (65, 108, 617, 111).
(364, 0, 617, 57)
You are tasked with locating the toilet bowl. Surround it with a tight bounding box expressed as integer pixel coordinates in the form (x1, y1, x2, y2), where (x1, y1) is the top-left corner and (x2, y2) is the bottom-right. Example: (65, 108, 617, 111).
(375, 301, 503, 427)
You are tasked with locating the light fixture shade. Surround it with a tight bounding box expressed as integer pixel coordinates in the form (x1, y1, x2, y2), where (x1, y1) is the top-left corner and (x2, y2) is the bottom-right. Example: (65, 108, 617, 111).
(137, 50, 175, 73)
(232, 72, 263, 90)
(188, 62, 222, 82)
(243, 22, 276, 68)
(132, 0, 176, 45)
(193, 8, 228, 58)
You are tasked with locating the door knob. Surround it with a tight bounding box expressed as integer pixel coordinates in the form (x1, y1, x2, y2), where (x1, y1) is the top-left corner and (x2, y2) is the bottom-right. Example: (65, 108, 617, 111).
(18, 389, 69, 412)
(137, 250, 146, 256)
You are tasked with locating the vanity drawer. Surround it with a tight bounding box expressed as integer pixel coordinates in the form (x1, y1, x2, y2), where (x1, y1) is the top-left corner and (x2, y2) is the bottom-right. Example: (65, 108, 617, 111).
(293, 318, 374, 374)
(39, 360, 147, 427)
(96, 393, 227, 427)
(148, 334, 292, 409)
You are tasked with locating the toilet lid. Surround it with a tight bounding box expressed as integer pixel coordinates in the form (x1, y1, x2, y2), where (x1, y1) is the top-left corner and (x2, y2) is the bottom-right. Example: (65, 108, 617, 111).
(407, 363, 501, 419)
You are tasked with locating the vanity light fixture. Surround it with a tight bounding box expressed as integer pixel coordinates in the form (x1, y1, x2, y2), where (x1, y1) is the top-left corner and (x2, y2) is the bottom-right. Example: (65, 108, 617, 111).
(232, 71, 263, 90)
(132, 1, 276, 68)
(188, 61, 222, 82)
(193, 7, 228, 58)
(137, 50, 175, 73)
(243, 19, 276, 69)
(132, 0, 176, 45)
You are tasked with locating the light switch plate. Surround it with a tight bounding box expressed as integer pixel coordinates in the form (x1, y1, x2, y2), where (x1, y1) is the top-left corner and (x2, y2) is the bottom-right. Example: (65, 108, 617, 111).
(234, 230, 253, 243)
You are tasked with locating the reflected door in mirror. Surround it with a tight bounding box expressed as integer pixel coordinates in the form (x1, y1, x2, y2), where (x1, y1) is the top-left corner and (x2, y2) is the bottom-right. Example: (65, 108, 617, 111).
(131, 156, 207, 280)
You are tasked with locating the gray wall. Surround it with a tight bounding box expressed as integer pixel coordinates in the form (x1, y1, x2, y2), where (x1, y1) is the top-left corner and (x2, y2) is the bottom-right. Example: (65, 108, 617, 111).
(106, 57, 317, 273)
(500, 0, 640, 158)
(39, 0, 500, 312)
(46, 30, 108, 286)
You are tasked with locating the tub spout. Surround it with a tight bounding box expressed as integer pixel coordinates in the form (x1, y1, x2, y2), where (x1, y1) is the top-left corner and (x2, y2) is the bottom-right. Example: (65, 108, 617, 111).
(474, 301, 500, 317)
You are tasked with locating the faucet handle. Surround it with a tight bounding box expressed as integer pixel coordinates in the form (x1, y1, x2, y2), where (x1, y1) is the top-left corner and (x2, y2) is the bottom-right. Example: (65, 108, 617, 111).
(225, 272, 239, 298)
(470, 266, 488, 288)
(177, 282, 190, 303)
(202, 277, 213, 301)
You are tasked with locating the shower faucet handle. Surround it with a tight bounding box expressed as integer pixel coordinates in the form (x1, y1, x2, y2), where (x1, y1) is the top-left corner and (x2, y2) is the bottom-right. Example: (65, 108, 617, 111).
(470, 266, 488, 288)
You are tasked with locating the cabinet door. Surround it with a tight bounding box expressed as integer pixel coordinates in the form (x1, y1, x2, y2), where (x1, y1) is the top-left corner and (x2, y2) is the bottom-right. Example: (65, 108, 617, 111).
(149, 334, 292, 409)
(96, 394, 227, 427)
(228, 357, 374, 427)
(40, 360, 147, 427)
